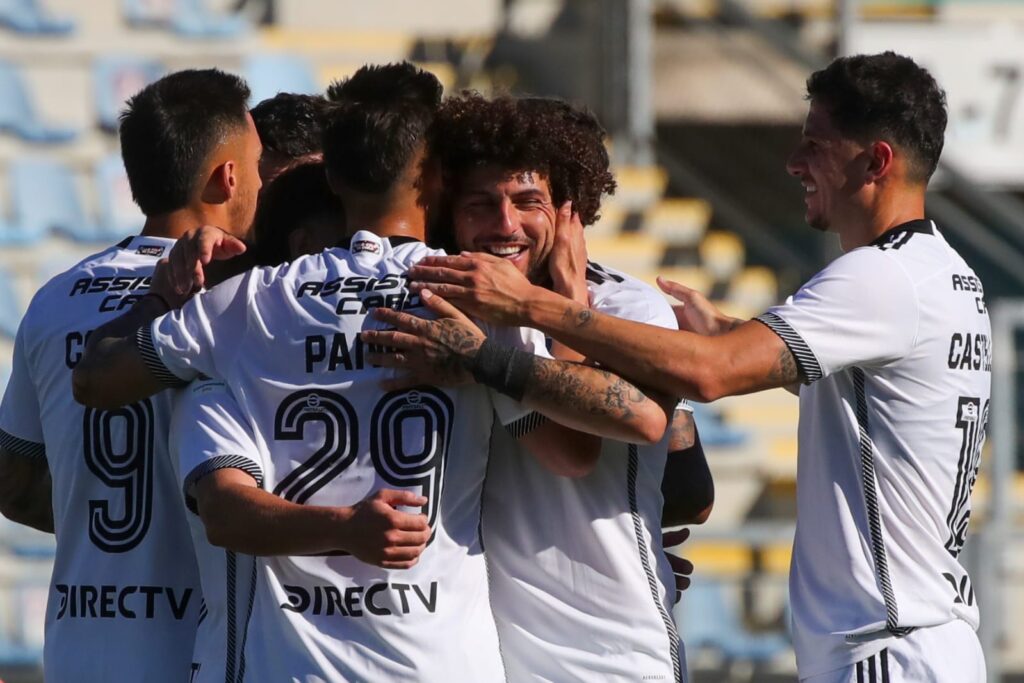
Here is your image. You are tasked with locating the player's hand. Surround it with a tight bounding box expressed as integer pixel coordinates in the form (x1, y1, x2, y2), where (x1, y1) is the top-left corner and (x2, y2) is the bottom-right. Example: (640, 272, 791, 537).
(366, 290, 487, 372)
(548, 202, 589, 304)
(343, 489, 431, 570)
(364, 324, 473, 391)
(162, 225, 247, 302)
(663, 527, 694, 602)
(656, 277, 736, 336)
(406, 253, 536, 326)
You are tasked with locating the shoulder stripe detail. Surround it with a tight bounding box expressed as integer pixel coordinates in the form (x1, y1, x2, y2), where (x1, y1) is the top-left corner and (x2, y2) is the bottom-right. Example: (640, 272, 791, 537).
(136, 324, 189, 388)
(0, 430, 46, 462)
(853, 368, 902, 635)
(754, 312, 823, 383)
(628, 444, 682, 682)
(505, 412, 547, 439)
(183, 455, 264, 515)
(585, 260, 624, 284)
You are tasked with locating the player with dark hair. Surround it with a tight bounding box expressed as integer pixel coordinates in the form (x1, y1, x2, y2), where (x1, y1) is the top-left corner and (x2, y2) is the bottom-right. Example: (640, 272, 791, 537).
(0, 68, 258, 682)
(250, 161, 345, 265)
(250, 92, 330, 184)
(365, 92, 709, 683)
(399, 51, 988, 683)
(73, 62, 674, 682)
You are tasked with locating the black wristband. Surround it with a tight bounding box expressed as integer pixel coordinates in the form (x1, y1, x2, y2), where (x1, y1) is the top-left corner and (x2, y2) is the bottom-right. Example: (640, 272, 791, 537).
(469, 338, 534, 402)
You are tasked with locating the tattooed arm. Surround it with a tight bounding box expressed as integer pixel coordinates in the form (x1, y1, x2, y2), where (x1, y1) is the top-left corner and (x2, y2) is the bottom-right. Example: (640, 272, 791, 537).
(521, 289, 804, 401)
(365, 292, 674, 445)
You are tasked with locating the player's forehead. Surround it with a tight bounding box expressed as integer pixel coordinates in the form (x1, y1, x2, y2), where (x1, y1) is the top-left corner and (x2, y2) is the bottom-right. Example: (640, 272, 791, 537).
(457, 165, 552, 199)
(802, 100, 842, 140)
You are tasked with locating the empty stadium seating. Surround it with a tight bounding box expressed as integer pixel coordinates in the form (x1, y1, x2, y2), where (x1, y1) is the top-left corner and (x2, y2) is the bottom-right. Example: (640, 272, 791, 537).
(0, 0, 73, 35)
(0, 61, 76, 143)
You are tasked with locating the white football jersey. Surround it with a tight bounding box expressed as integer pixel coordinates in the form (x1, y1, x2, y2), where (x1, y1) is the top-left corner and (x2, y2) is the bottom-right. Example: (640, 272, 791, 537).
(0, 236, 202, 683)
(482, 262, 683, 683)
(755, 221, 990, 678)
(169, 379, 261, 683)
(142, 231, 533, 683)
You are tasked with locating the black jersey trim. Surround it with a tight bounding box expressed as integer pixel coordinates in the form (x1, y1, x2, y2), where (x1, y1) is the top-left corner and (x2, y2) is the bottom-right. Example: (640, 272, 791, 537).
(628, 443, 682, 682)
(505, 411, 547, 439)
(853, 369, 908, 636)
(754, 312, 823, 383)
(0, 429, 46, 462)
(236, 555, 258, 683)
(870, 219, 933, 250)
(585, 260, 625, 285)
(115, 236, 134, 249)
(225, 550, 239, 683)
(136, 325, 190, 388)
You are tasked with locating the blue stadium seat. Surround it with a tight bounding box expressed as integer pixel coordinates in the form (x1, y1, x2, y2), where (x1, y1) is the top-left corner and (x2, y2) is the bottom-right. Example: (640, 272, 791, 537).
(0, 0, 73, 35)
(0, 270, 21, 338)
(122, 0, 247, 38)
(245, 54, 319, 105)
(691, 402, 749, 448)
(94, 56, 164, 131)
(0, 190, 35, 245)
(0, 60, 75, 143)
(171, 0, 247, 38)
(10, 157, 103, 243)
(95, 153, 144, 239)
(677, 580, 789, 664)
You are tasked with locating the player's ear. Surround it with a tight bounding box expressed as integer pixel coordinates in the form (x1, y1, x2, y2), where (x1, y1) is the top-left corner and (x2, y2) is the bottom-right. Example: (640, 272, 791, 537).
(201, 161, 234, 205)
(865, 141, 894, 184)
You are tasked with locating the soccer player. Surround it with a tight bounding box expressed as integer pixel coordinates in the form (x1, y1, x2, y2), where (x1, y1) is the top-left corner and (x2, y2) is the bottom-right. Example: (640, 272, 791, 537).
(400, 52, 990, 682)
(365, 93, 710, 683)
(74, 62, 673, 682)
(250, 92, 329, 185)
(0, 69, 260, 682)
(249, 161, 346, 265)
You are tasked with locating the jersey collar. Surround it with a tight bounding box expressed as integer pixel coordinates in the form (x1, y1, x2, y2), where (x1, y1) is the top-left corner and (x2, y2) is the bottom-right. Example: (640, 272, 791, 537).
(335, 233, 422, 249)
(117, 234, 178, 258)
(869, 219, 934, 248)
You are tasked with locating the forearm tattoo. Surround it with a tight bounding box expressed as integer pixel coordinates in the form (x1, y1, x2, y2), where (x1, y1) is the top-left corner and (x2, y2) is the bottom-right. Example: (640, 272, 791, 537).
(767, 346, 802, 385)
(667, 410, 696, 451)
(527, 357, 648, 424)
(561, 305, 593, 329)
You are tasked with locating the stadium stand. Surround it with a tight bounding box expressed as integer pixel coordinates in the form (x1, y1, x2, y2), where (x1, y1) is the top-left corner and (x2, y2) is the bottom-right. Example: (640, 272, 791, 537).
(0, 0, 73, 35)
(9, 158, 101, 243)
(244, 53, 318, 104)
(93, 56, 165, 132)
(0, 60, 75, 143)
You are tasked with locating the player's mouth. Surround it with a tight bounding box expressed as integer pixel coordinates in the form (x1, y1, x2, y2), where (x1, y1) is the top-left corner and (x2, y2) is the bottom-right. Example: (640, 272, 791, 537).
(481, 243, 529, 262)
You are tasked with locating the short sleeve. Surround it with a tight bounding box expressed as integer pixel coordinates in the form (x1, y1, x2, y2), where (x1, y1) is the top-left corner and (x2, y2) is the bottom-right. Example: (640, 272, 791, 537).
(755, 248, 919, 382)
(0, 323, 45, 461)
(138, 271, 252, 386)
(171, 379, 264, 514)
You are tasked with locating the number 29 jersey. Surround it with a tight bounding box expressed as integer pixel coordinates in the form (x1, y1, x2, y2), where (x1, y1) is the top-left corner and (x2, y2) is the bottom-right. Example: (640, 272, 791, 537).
(0, 236, 201, 683)
(141, 231, 528, 682)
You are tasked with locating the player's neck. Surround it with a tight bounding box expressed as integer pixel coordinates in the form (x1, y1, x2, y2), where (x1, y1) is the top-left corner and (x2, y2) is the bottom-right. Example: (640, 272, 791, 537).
(345, 199, 426, 242)
(140, 206, 230, 241)
(839, 187, 926, 251)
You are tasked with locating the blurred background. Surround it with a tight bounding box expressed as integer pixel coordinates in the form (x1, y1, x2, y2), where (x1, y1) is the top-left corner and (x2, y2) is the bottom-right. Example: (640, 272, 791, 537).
(0, 0, 1020, 681)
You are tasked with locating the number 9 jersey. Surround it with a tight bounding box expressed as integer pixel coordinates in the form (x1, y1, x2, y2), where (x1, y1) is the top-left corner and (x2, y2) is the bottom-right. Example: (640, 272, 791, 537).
(0, 236, 202, 683)
(140, 231, 533, 682)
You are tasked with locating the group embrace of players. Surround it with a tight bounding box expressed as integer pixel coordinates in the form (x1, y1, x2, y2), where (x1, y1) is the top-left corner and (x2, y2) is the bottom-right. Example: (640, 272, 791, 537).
(0, 63, 709, 682)
(0, 51, 993, 683)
